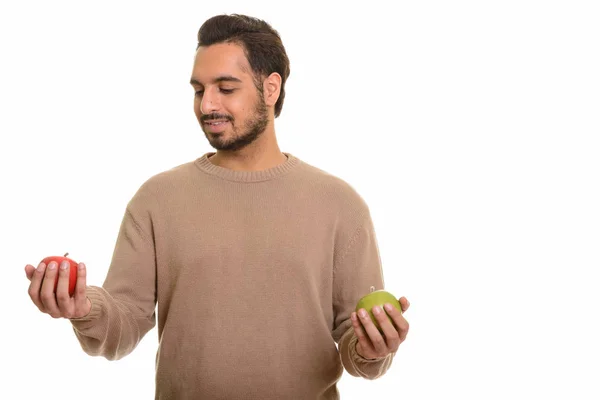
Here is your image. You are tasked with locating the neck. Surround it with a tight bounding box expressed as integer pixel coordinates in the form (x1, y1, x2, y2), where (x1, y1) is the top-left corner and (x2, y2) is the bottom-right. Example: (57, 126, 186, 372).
(208, 140, 287, 171)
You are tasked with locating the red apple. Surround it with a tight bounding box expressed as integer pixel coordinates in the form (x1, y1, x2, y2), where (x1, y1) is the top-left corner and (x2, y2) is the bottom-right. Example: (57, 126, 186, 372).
(41, 252, 78, 296)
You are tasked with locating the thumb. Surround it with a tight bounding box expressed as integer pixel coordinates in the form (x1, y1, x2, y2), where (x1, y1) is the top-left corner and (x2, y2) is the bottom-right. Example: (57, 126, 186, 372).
(24, 264, 36, 281)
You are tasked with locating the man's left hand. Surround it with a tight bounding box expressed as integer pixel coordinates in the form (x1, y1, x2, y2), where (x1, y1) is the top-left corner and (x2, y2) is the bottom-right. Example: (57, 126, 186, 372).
(351, 296, 410, 360)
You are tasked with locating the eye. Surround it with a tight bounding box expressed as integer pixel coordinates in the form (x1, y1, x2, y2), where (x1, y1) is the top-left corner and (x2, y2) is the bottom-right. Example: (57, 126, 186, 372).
(194, 88, 235, 97)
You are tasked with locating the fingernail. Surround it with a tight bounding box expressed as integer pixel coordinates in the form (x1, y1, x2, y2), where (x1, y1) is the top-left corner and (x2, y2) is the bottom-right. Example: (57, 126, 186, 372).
(78, 263, 85, 270)
(60, 261, 68, 270)
(48, 262, 56, 270)
(384, 303, 393, 312)
(373, 306, 382, 315)
(359, 309, 368, 318)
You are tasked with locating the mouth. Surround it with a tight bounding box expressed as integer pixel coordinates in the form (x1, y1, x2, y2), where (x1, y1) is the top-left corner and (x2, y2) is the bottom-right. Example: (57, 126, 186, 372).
(203, 120, 230, 133)
(204, 120, 229, 125)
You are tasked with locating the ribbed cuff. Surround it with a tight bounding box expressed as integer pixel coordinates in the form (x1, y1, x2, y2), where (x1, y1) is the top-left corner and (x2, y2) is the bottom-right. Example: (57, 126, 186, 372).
(69, 286, 105, 329)
(340, 328, 394, 380)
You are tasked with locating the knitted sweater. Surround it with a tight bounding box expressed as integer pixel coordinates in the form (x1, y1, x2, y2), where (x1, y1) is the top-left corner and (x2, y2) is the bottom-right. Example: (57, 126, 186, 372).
(69, 152, 394, 399)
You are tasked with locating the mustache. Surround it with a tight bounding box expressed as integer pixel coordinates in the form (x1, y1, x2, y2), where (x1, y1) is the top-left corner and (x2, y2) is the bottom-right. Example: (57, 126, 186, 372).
(201, 114, 232, 123)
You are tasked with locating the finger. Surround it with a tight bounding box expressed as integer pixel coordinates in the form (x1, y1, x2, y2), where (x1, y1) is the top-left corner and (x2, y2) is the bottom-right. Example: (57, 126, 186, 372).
(39, 261, 61, 318)
(373, 305, 400, 350)
(386, 303, 410, 342)
(28, 262, 47, 312)
(357, 308, 388, 354)
(25, 264, 36, 281)
(396, 316, 410, 342)
(351, 312, 376, 358)
(55, 261, 74, 317)
(351, 311, 368, 343)
(399, 296, 410, 312)
(73, 263, 90, 317)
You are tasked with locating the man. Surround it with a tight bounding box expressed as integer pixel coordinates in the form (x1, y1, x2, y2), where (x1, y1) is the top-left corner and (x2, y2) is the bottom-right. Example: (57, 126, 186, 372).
(25, 13, 410, 399)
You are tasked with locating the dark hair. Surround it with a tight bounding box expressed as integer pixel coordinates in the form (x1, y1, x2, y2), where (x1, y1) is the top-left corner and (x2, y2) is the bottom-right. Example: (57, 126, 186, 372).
(197, 14, 291, 118)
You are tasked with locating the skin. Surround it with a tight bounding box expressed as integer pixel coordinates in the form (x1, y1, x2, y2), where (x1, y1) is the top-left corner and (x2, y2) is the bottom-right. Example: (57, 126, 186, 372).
(190, 41, 287, 171)
(25, 40, 411, 359)
(25, 261, 91, 319)
(352, 298, 411, 360)
(24, 42, 285, 320)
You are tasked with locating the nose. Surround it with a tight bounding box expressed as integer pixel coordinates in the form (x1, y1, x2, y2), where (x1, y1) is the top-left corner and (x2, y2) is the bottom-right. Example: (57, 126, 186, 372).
(200, 87, 220, 115)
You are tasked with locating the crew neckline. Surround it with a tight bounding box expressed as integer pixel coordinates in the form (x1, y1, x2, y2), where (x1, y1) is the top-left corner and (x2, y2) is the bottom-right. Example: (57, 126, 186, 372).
(194, 152, 301, 182)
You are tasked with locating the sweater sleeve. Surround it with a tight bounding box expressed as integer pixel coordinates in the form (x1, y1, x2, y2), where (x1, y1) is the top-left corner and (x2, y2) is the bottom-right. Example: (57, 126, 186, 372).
(68, 194, 157, 361)
(332, 210, 395, 379)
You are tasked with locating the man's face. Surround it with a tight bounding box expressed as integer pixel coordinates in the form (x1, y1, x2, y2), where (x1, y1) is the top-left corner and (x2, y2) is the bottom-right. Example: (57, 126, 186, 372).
(190, 42, 269, 151)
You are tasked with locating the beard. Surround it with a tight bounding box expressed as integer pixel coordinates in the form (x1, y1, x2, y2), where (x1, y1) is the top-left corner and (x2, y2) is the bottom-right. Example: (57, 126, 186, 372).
(201, 95, 269, 152)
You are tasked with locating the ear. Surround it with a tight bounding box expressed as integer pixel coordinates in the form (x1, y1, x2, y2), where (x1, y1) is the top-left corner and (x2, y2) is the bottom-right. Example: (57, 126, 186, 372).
(262, 72, 282, 108)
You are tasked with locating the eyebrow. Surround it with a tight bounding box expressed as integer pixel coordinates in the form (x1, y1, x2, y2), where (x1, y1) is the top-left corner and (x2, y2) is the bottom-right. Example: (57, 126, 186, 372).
(189, 75, 243, 86)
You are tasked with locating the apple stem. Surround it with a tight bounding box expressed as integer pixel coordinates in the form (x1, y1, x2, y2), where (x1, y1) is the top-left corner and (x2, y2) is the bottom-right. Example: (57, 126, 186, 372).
(64, 252, 69, 257)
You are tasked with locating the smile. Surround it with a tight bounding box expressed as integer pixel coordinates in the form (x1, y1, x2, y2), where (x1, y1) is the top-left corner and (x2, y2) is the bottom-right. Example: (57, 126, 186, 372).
(204, 120, 230, 133)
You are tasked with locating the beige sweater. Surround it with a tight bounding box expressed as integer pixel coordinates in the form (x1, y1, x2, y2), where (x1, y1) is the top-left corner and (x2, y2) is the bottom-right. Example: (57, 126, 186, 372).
(70, 152, 394, 399)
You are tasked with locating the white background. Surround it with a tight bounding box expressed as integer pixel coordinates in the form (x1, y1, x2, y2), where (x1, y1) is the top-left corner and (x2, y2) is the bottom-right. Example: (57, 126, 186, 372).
(2, 0, 599, 399)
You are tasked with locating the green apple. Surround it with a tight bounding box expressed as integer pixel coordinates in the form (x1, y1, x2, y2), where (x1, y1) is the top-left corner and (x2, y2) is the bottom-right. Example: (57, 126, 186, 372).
(355, 289, 402, 332)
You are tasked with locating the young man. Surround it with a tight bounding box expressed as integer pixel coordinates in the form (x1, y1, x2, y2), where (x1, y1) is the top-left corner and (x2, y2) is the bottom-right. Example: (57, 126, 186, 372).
(25, 14, 410, 399)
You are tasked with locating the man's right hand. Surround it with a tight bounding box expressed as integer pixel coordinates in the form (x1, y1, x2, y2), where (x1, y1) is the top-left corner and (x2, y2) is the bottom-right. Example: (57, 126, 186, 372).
(25, 260, 92, 319)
